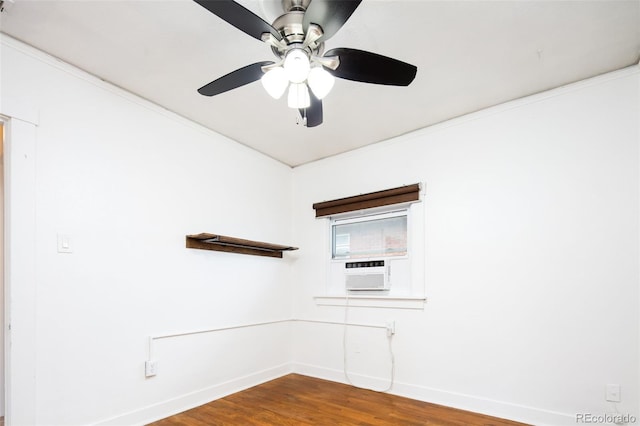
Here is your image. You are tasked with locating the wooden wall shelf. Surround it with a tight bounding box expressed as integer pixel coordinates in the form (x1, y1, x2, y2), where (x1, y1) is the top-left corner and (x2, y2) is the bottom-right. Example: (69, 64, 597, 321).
(186, 233, 298, 258)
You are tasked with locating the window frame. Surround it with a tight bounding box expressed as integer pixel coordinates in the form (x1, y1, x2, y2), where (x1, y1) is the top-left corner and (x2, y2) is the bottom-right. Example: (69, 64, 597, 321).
(329, 208, 411, 263)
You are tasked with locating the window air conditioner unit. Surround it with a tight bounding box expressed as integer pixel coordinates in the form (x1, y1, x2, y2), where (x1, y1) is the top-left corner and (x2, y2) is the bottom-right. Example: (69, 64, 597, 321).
(345, 260, 389, 291)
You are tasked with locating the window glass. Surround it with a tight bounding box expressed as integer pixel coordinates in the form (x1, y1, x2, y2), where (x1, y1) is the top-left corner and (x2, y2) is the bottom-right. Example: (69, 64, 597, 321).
(332, 214, 407, 259)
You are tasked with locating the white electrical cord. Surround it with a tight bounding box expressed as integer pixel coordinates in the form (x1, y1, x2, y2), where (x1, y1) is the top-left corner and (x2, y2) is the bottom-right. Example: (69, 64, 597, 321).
(609, 401, 627, 425)
(343, 291, 395, 393)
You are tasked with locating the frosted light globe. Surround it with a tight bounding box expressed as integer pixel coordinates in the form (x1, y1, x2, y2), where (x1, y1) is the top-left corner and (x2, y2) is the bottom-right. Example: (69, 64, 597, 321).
(284, 49, 311, 84)
(287, 83, 311, 109)
(307, 67, 335, 99)
(261, 67, 288, 99)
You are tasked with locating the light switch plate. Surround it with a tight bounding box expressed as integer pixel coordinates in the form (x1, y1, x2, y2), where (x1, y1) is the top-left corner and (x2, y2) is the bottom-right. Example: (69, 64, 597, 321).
(57, 234, 72, 253)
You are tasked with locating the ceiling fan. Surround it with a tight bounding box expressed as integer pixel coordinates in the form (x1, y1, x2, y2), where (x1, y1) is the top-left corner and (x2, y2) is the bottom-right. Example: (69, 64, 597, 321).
(193, 0, 417, 127)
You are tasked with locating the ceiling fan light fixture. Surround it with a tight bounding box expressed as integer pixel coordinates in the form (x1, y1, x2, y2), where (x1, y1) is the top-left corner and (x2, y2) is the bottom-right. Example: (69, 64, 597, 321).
(287, 83, 310, 109)
(283, 48, 311, 83)
(193, 0, 418, 128)
(307, 66, 334, 99)
(261, 67, 288, 99)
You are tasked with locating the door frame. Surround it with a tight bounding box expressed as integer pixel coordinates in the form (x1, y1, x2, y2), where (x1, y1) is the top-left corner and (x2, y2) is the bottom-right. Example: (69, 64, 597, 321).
(1, 108, 38, 425)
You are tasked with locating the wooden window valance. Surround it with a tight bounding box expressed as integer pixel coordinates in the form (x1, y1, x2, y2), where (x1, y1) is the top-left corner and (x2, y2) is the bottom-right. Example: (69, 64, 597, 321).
(313, 183, 421, 218)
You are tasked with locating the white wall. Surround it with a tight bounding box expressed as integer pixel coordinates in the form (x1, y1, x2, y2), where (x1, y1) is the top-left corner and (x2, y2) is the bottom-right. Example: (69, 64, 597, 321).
(2, 32, 639, 426)
(1, 35, 295, 425)
(291, 67, 640, 425)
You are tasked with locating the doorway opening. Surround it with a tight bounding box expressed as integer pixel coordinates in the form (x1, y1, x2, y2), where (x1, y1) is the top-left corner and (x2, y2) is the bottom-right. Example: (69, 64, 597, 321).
(0, 120, 5, 423)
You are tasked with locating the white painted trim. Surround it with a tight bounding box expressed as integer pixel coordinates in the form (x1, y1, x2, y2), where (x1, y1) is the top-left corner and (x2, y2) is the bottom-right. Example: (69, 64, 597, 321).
(314, 295, 426, 309)
(637, 61, 640, 425)
(94, 357, 590, 426)
(0, 98, 38, 126)
(2, 117, 38, 426)
(97, 359, 578, 426)
(291, 362, 575, 426)
(94, 363, 293, 426)
(0, 118, 5, 418)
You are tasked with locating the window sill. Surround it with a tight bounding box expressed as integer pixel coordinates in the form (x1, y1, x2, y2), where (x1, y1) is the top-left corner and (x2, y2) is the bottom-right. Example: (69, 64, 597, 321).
(313, 295, 426, 310)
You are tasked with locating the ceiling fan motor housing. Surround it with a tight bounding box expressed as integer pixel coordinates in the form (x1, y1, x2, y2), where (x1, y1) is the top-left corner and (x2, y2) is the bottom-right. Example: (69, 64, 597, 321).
(282, 0, 311, 12)
(270, 10, 324, 59)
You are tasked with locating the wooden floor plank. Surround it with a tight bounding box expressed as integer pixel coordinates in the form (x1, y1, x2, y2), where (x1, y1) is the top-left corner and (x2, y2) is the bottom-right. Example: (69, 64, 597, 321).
(148, 374, 530, 426)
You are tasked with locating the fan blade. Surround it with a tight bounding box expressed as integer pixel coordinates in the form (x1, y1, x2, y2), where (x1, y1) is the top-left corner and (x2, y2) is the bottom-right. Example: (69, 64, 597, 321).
(198, 61, 274, 96)
(193, 0, 282, 41)
(324, 48, 417, 86)
(303, 0, 362, 41)
(300, 92, 323, 127)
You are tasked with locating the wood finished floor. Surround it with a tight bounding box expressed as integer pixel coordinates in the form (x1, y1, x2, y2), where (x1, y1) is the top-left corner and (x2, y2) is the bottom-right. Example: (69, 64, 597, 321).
(149, 374, 529, 426)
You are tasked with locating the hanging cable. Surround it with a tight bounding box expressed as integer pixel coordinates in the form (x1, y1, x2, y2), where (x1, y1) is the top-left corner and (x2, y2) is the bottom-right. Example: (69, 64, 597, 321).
(343, 291, 395, 393)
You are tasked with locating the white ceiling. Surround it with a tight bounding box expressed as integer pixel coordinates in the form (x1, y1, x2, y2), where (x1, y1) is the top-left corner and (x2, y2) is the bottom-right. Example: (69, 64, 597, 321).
(1, 0, 639, 166)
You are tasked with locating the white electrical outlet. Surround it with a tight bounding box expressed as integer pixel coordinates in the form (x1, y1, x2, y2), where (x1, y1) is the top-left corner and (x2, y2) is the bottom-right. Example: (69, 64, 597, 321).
(145, 360, 158, 377)
(606, 384, 621, 402)
(386, 320, 396, 337)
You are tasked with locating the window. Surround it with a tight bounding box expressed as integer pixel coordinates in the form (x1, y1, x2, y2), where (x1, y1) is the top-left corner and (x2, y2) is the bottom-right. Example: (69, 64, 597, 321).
(313, 184, 425, 307)
(331, 211, 408, 260)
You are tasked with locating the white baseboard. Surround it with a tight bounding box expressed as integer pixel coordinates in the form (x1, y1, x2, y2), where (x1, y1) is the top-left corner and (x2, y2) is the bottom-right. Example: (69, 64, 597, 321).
(95, 363, 293, 426)
(95, 361, 577, 426)
(291, 362, 575, 426)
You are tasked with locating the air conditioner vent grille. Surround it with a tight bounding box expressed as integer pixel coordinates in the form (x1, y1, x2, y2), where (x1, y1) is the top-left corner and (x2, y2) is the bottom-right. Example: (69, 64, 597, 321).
(346, 273, 386, 290)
